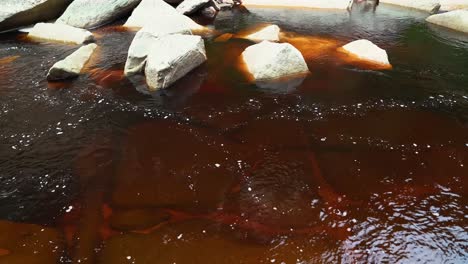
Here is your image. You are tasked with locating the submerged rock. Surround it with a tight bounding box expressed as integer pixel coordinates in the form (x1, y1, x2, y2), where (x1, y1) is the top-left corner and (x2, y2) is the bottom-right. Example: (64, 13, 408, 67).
(241, 0, 350, 9)
(243, 25, 280, 42)
(177, 0, 211, 15)
(380, 0, 441, 13)
(111, 120, 236, 209)
(124, 0, 204, 31)
(0, 0, 71, 33)
(47, 43, 97, 81)
(145, 34, 207, 91)
(56, 0, 141, 29)
(109, 209, 170, 231)
(0, 220, 64, 263)
(340, 39, 391, 68)
(27, 23, 94, 44)
(440, 0, 468, 11)
(426, 10, 468, 34)
(124, 17, 192, 75)
(241, 41, 309, 82)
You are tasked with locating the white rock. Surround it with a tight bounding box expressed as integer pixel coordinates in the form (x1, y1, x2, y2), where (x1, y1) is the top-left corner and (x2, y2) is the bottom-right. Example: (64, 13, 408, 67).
(244, 25, 280, 42)
(341, 39, 390, 66)
(56, 0, 141, 29)
(426, 10, 468, 34)
(47, 43, 97, 81)
(241, 41, 309, 81)
(0, 0, 71, 33)
(380, 0, 441, 13)
(27, 23, 94, 44)
(145, 34, 207, 91)
(177, 0, 211, 15)
(241, 0, 350, 9)
(440, 0, 468, 11)
(124, 17, 193, 75)
(124, 0, 204, 31)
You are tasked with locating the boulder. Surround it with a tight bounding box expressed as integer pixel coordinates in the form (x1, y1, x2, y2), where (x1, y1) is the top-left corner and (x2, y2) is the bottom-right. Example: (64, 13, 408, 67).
(380, 0, 441, 13)
(177, 0, 211, 15)
(0, 0, 71, 33)
(340, 39, 391, 67)
(56, 0, 141, 29)
(124, 15, 193, 75)
(241, 41, 309, 82)
(145, 34, 207, 90)
(440, 0, 468, 11)
(124, 0, 204, 31)
(27, 23, 94, 44)
(241, 0, 350, 9)
(243, 24, 280, 42)
(426, 10, 468, 34)
(47, 43, 97, 81)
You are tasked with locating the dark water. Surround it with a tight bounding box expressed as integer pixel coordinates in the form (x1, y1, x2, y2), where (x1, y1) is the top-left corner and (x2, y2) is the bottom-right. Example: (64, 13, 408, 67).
(1, 4, 468, 263)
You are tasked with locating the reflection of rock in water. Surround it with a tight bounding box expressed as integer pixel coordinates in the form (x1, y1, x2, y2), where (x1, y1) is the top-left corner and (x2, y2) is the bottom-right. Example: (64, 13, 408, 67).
(255, 75, 306, 93)
(127, 66, 207, 107)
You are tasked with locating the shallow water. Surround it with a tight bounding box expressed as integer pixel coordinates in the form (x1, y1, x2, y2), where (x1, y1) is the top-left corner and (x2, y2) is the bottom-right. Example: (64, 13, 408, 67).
(1, 3, 468, 264)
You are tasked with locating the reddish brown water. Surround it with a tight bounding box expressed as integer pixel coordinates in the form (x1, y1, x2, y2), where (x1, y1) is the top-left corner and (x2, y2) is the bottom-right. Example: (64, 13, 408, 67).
(1, 4, 468, 264)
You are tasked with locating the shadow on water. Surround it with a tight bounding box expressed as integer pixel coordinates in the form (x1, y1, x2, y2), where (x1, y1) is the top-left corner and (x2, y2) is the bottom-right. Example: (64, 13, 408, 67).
(0, 3, 467, 264)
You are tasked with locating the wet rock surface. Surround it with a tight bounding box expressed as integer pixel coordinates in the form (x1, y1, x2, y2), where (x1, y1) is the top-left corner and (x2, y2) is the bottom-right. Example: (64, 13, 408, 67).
(47, 43, 98, 81)
(27, 22, 94, 44)
(145, 34, 207, 91)
(0, 0, 71, 33)
(56, 0, 141, 29)
(426, 10, 468, 34)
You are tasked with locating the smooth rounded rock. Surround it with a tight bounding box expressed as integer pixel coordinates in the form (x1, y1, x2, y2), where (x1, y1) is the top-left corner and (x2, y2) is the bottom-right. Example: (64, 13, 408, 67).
(341, 39, 391, 67)
(243, 24, 280, 42)
(56, 0, 141, 29)
(27, 22, 94, 44)
(47, 43, 97, 81)
(426, 10, 468, 34)
(124, 0, 204, 31)
(0, 0, 71, 33)
(177, 0, 211, 15)
(241, 41, 309, 82)
(440, 0, 468, 11)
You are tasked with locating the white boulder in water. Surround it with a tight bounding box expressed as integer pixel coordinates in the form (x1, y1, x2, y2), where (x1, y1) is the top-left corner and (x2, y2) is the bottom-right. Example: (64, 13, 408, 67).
(27, 23, 94, 44)
(56, 0, 141, 29)
(47, 43, 97, 81)
(380, 0, 441, 13)
(341, 39, 391, 67)
(241, 41, 309, 81)
(145, 34, 207, 91)
(426, 10, 468, 34)
(124, 17, 193, 75)
(241, 0, 351, 9)
(440, 0, 468, 11)
(124, 0, 204, 31)
(244, 25, 280, 42)
(0, 0, 71, 33)
(177, 0, 211, 15)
